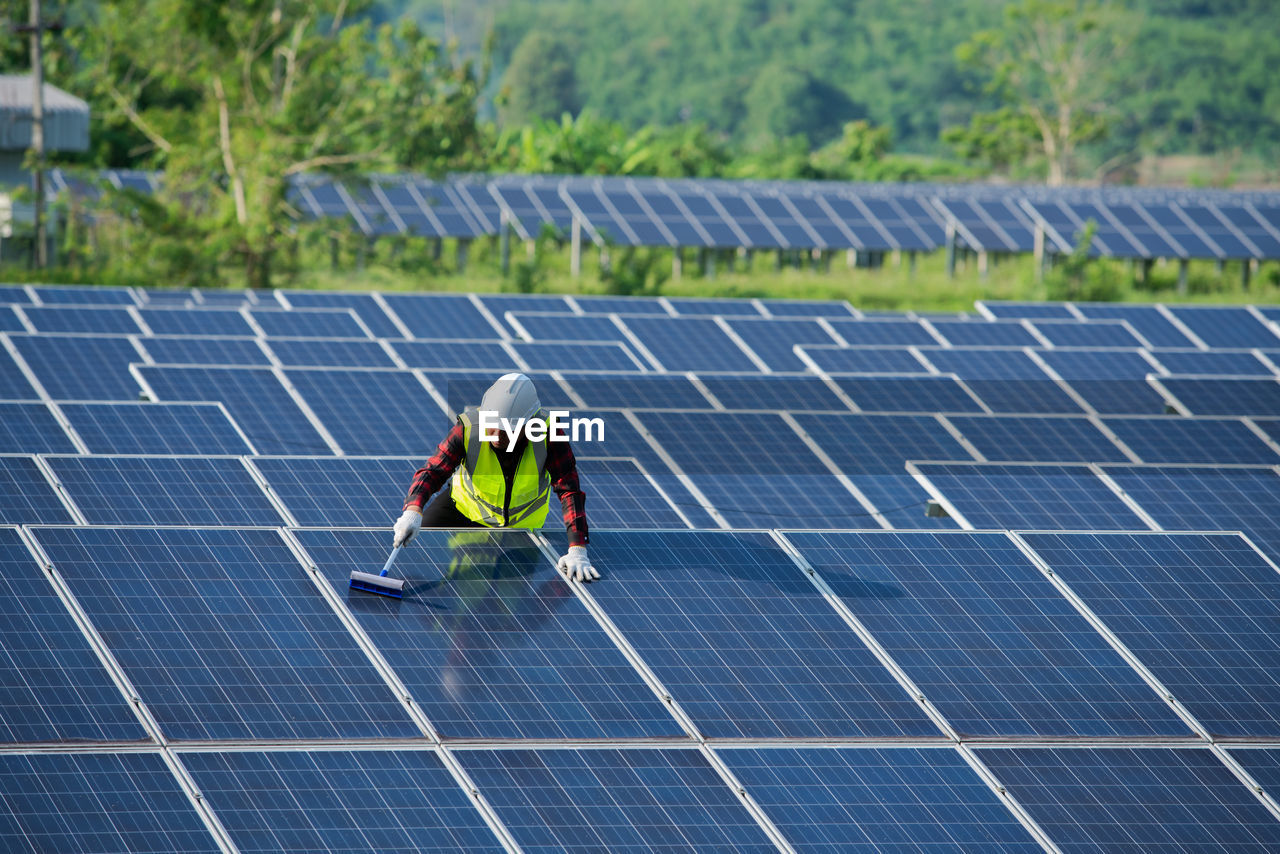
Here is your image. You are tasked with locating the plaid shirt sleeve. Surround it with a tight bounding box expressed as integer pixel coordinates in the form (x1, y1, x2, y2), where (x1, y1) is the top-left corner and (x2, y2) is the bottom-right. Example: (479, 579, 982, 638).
(403, 423, 465, 511)
(548, 440, 589, 547)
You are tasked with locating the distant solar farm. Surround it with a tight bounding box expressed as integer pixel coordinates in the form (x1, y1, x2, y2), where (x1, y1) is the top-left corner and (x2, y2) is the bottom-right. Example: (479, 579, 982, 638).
(3, 282, 1280, 852)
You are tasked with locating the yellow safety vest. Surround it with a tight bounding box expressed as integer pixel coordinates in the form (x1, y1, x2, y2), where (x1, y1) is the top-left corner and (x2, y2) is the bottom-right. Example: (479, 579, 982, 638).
(451, 407, 551, 529)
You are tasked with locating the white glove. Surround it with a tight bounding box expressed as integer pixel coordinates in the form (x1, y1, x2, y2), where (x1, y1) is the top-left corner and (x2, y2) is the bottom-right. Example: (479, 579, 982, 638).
(557, 545, 600, 582)
(393, 509, 422, 548)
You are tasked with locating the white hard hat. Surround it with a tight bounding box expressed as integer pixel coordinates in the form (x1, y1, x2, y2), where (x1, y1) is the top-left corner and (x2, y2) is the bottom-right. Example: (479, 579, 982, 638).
(480, 372, 541, 422)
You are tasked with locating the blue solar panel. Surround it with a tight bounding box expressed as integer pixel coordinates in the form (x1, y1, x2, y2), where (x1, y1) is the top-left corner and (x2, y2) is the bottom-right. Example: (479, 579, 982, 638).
(0, 348, 41, 399)
(285, 368, 448, 455)
(699, 375, 849, 411)
(1167, 306, 1279, 348)
(833, 374, 988, 413)
(137, 307, 254, 336)
(922, 349, 1084, 414)
(459, 748, 777, 853)
(1152, 349, 1274, 376)
(759, 298, 854, 318)
(267, 338, 397, 368)
(10, 334, 144, 400)
(59, 402, 252, 455)
(0, 305, 23, 331)
(666, 297, 764, 316)
(512, 340, 644, 371)
(34, 526, 416, 740)
(0, 456, 72, 523)
(1074, 303, 1198, 347)
(979, 301, 1077, 319)
(47, 456, 283, 526)
(558, 372, 712, 409)
(976, 747, 1280, 853)
(1030, 320, 1143, 348)
(0, 402, 76, 452)
(792, 412, 971, 475)
(946, 415, 1130, 463)
(567, 457, 690, 529)
(0, 285, 32, 303)
(1022, 531, 1280, 737)
(477, 293, 573, 317)
(391, 339, 517, 370)
(249, 308, 370, 338)
(293, 528, 684, 739)
(1160, 376, 1280, 416)
(192, 288, 257, 306)
(22, 306, 142, 335)
(140, 335, 272, 366)
(508, 311, 626, 343)
(914, 463, 1147, 530)
(621, 316, 760, 372)
(181, 750, 504, 853)
(280, 290, 404, 337)
(584, 530, 937, 737)
(928, 320, 1040, 348)
(1233, 749, 1280, 802)
(571, 295, 671, 315)
(1036, 349, 1168, 414)
(719, 746, 1042, 853)
(826, 318, 937, 346)
(0, 527, 146, 742)
(252, 456, 417, 527)
(138, 366, 332, 455)
(0, 752, 219, 853)
(32, 285, 137, 305)
(1104, 416, 1279, 464)
(726, 318, 840, 371)
(787, 530, 1188, 737)
(797, 345, 929, 374)
(382, 294, 502, 339)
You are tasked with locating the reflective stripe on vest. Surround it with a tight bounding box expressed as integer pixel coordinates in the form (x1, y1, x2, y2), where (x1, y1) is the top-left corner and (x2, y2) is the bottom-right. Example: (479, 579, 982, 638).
(452, 407, 550, 529)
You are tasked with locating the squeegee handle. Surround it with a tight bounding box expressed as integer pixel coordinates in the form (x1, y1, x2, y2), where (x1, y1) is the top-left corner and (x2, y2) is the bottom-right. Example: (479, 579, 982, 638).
(380, 546, 402, 578)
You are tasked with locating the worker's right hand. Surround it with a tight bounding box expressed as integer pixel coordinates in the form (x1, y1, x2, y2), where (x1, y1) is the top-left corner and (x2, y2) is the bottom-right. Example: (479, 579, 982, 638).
(393, 508, 422, 548)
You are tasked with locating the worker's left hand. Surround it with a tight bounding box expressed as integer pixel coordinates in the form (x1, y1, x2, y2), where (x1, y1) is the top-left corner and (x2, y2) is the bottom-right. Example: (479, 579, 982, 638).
(557, 545, 600, 583)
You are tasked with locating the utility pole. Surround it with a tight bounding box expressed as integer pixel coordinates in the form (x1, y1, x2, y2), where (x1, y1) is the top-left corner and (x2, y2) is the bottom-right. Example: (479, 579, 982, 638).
(16, 0, 62, 269)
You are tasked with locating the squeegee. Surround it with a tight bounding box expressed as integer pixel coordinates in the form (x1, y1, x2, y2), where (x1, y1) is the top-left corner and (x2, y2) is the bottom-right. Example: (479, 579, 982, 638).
(350, 546, 406, 598)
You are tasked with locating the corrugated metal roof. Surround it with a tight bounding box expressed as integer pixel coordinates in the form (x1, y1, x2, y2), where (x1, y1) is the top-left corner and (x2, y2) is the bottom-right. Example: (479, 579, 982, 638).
(0, 74, 89, 152)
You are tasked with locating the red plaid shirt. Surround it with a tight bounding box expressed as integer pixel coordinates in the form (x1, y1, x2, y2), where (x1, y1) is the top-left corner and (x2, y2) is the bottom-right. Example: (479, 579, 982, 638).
(404, 423, 589, 546)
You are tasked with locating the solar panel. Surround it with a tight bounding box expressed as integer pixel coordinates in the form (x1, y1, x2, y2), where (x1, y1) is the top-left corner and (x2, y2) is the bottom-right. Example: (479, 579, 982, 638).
(584, 530, 938, 737)
(0, 346, 42, 399)
(285, 368, 448, 455)
(0, 456, 72, 523)
(0, 752, 219, 853)
(1159, 376, 1280, 416)
(0, 285, 32, 303)
(1029, 319, 1143, 348)
(1104, 416, 1279, 464)
(181, 750, 504, 853)
(248, 308, 369, 338)
(928, 320, 1040, 348)
(10, 334, 144, 400)
(831, 374, 988, 413)
(946, 414, 1128, 463)
(1036, 349, 1168, 414)
(192, 288, 257, 307)
(251, 456, 416, 527)
(558, 372, 712, 409)
(477, 294, 573, 317)
(921, 349, 1084, 414)
(139, 336, 272, 366)
(976, 747, 1280, 852)
(759, 298, 854, 317)
(138, 366, 332, 455)
(796, 345, 929, 374)
(33, 526, 417, 740)
(1167, 306, 1279, 348)
(59, 402, 252, 455)
(266, 338, 397, 368)
(293, 528, 684, 739)
(382, 293, 503, 339)
(826, 318, 937, 346)
(137, 307, 254, 336)
(279, 291, 403, 337)
(786, 530, 1188, 737)
(0, 527, 147, 742)
(512, 340, 644, 371)
(46, 456, 283, 526)
(507, 311, 625, 343)
(913, 463, 1148, 530)
(978, 301, 1078, 319)
(0, 402, 76, 452)
(567, 457, 690, 529)
(1152, 349, 1274, 376)
(572, 295, 672, 315)
(621, 316, 759, 372)
(1021, 531, 1280, 737)
(459, 748, 778, 852)
(32, 285, 137, 305)
(1074, 303, 1198, 347)
(699, 375, 850, 411)
(0, 305, 23, 331)
(725, 318, 840, 371)
(390, 339, 517, 370)
(666, 297, 764, 316)
(22, 306, 143, 335)
(719, 746, 1042, 853)
(1233, 749, 1280, 802)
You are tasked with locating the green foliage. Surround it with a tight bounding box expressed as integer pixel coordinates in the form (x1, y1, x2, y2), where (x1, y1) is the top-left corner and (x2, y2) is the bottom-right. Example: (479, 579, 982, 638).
(498, 31, 580, 126)
(942, 108, 1040, 176)
(1044, 222, 1125, 302)
(598, 248, 669, 297)
(742, 62, 862, 146)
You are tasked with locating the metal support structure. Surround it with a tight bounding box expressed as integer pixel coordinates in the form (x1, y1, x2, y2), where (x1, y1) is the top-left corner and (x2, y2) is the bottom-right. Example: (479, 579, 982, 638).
(431, 237, 442, 262)
(29, 0, 47, 269)
(742, 248, 753, 271)
(908, 250, 917, 277)
(569, 215, 582, 278)
(1033, 223, 1045, 282)
(328, 235, 339, 270)
(671, 247, 682, 279)
(1177, 258, 1189, 295)
(845, 248, 856, 269)
(499, 211, 510, 276)
(455, 238, 469, 274)
(775, 249, 784, 272)
(1242, 259, 1252, 291)
(945, 220, 957, 279)
(977, 250, 989, 280)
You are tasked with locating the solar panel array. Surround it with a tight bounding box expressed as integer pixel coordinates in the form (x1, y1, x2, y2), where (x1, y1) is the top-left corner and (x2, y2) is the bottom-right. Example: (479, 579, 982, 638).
(4, 285, 1280, 852)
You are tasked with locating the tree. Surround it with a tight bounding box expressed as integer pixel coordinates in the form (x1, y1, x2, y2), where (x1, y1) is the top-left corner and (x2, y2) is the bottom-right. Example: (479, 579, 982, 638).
(742, 63, 862, 147)
(941, 107, 1040, 175)
(498, 31, 579, 126)
(953, 0, 1130, 184)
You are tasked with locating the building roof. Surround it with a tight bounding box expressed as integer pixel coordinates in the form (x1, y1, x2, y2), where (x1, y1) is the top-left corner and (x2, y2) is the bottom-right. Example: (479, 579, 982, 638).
(0, 74, 89, 152)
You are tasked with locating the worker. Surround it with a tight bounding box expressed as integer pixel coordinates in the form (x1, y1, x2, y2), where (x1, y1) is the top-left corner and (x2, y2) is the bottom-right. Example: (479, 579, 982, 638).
(392, 372, 599, 582)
